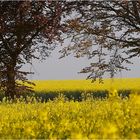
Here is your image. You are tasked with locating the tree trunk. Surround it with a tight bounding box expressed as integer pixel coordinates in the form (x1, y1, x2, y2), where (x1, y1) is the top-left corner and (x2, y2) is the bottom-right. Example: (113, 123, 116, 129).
(5, 65, 16, 99)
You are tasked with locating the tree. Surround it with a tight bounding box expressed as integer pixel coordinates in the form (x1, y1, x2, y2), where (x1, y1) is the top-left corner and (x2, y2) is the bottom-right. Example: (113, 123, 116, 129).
(0, 0, 92, 99)
(1, 1, 139, 98)
(60, 1, 140, 82)
(0, 1, 64, 98)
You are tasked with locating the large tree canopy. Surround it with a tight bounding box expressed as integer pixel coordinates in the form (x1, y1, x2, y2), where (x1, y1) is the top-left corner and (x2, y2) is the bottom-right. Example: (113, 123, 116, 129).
(0, 0, 92, 98)
(61, 1, 140, 82)
(0, 1, 65, 98)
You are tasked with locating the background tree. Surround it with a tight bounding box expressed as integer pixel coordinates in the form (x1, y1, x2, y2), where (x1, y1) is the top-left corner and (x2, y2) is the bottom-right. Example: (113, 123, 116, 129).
(60, 1, 140, 82)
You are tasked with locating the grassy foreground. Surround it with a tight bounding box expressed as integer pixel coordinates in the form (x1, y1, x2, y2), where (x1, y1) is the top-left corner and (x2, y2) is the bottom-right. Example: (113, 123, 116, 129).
(0, 95, 140, 139)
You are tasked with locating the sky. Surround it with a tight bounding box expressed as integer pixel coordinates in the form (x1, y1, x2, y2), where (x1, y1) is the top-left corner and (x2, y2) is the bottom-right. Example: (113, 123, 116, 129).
(22, 3, 140, 80)
(23, 45, 140, 80)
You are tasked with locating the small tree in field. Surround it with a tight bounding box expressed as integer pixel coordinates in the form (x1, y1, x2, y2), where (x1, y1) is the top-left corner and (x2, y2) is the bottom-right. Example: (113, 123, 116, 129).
(0, 1, 64, 98)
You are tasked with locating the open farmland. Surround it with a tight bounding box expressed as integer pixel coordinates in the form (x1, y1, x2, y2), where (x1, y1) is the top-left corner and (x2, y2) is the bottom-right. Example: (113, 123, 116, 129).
(33, 78, 140, 92)
(0, 94, 140, 139)
(0, 1, 140, 139)
(26, 78, 140, 101)
(0, 78, 140, 139)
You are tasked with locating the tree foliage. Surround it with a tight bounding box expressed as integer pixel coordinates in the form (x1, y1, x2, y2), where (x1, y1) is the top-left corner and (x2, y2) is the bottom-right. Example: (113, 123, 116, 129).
(0, 0, 93, 98)
(60, 1, 140, 82)
(0, 1, 139, 98)
(0, 1, 64, 98)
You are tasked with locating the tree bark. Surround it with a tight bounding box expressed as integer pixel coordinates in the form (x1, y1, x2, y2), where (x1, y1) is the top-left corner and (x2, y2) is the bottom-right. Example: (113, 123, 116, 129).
(5, 65, 16, 99)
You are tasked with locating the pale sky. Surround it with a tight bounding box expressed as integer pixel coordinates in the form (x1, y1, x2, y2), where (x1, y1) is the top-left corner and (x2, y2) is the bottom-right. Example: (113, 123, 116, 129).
(23, 45, 140, 80)
(22, 5, 140, 80)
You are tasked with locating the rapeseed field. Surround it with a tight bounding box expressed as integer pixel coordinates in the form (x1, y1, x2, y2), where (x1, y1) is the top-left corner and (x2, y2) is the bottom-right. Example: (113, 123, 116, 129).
(0, 94, 140, 139)
(0, 78, 140, 139)
(32, 78, 140, 92)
